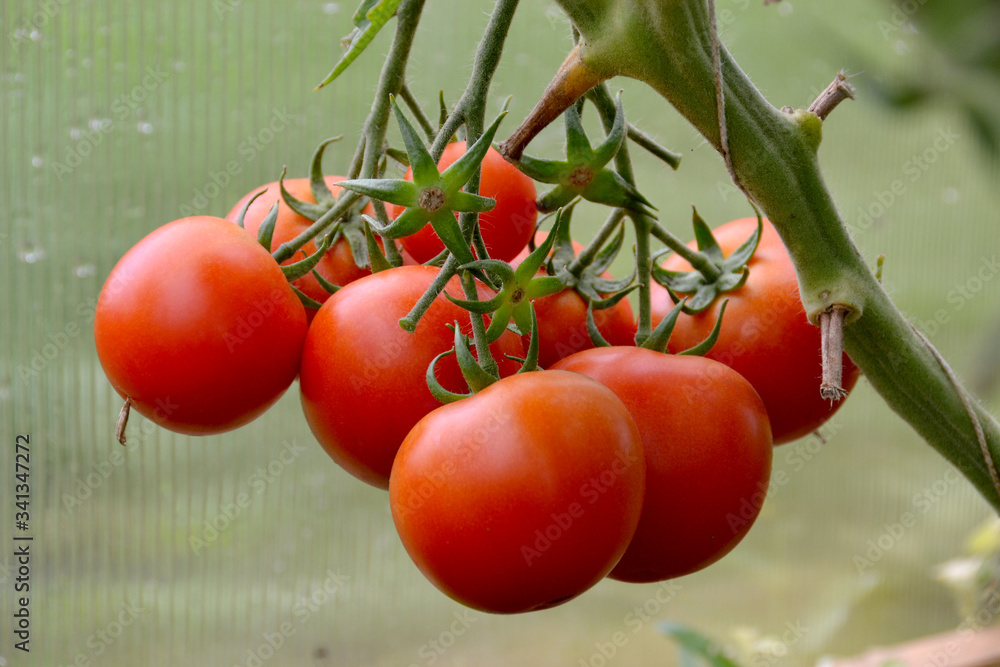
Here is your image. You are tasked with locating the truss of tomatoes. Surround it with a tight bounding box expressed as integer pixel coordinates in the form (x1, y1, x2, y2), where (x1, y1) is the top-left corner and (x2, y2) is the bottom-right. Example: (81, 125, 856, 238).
(94, 150, 853, 613)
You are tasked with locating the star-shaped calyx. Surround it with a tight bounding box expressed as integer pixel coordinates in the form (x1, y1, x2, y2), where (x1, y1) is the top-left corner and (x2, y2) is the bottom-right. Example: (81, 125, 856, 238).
(651, 208, 762, 314)
(512, 92, 655, 215)
(336, 96, 505, 266)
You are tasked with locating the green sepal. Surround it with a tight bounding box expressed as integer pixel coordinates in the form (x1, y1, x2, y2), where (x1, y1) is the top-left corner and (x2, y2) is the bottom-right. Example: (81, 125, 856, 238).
(341, 219, 370, 268)
(310, 137, 344, 207)
(585, 303, 612, 349)
(385, 147, 410, 168)
(691, 207, 724, 263)
(336, 177, 420, 209)
(583, 169, 656, 212)
(449, 191, 495, 214)
(511, 151, 566, 183)
(257, 202, 280, 251)
(281, 232, 333, 282)
(440, 111, 506, 193)
(235, 188, 268, 230)
(535, 186, 578, 214)
(679, 300, 728, 356)
(641, 297, 686, 353)
(658, 622, 741, 667)
(425, 350, 470, 405)
(363, 219, 392, 273)
(290, 284, 324, 310)
(452, 324, 499, 393)
(280, 167, 327, 222)
(370, 206, 430, 239)
(311, 268, 341, 296)
(391, 95, 439, 185)
(515, 304, 540, 373)
(652, 208, 761, 314)
(590, 223, 626, 275)
(517, 209, 565, 279)
(314, 0, 403, 90)
(563, 101, 595, 165)
(588, 272, 635, 297)
(429, 210, 476, 265)
(460, 259, 515, 285)
(590, 91, 628, 170)
(525, 275, 565, 299)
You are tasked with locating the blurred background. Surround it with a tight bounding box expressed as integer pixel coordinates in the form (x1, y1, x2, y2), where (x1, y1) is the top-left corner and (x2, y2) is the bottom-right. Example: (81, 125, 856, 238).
(2, 0, 1000, 665)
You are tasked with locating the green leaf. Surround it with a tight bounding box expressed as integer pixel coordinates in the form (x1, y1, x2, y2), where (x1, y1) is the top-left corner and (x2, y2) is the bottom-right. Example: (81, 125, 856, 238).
(314, 0, 402, 90)
(658, 622, 742, 667)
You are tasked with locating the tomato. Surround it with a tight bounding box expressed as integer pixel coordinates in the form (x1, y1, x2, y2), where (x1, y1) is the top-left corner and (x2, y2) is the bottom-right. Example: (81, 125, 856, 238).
(552, 347, 772, 582)
(94, 216, 308, 435)
(651, 218, 860, 444)
(227, 177, 376, 313)
(512, 233, 636, 367)
(299, 265, 525, 489)
(386, 143, 537, 263)
(389, 369, 646, 613)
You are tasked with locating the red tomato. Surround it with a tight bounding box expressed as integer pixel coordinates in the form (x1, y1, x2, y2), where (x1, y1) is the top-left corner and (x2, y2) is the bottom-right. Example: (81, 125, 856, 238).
(386, 143, 537, 263)
(299, 265, 525, 489)
(651, 218, 860, 444)
(513, 233, 636, 367)
(227, 177, 376, 312)
(553, 347, 772, 582)
(390, 369, 646, 613)
(95, 216, 308, 435)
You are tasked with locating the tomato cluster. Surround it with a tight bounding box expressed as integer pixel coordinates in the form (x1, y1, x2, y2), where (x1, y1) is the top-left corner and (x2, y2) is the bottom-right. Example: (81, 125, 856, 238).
(94, 140, 853, 614)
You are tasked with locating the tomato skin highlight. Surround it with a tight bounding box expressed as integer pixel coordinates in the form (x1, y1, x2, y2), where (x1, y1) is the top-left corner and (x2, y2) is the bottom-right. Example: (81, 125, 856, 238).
(651, 218, 860, 444)
(389, 370, 646, 614)
(387, 143, 537, 263)
(553, 347, 773, 582)
(298, 265, 524, 489)
(227, 176, 375, 313)
(94, 216, 308, 435)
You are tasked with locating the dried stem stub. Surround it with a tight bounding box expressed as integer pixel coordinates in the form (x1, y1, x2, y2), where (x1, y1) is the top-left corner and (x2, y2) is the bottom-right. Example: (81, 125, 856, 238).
(820, 305, 849, 401)
(808, 71, 857, 121)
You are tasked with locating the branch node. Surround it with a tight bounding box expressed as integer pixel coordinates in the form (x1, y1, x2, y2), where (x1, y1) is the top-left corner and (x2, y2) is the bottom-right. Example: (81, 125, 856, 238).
(808, 71, 857, 121)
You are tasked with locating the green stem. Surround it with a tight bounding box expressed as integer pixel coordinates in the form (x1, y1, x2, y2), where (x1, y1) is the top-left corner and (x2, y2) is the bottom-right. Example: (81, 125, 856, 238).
(400, 83, 437, 141)
(275, 0, 425, 264)
(460, 271, 500, 377)
(555, 0, 1000, 511)
(567, 208, 626, 277)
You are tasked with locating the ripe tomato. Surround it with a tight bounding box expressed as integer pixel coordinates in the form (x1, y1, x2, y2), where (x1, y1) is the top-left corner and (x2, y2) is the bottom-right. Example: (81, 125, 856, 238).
(94, 216, 308, 435)
(512, 233, 636, 367)
(553, 347, 772, 582)
(651, 218, 860, 444)
(299, 265, 524, 489)
(389, 369, 646, 613)
(227, 177, 376, 313)
(386, 143, 537, 263)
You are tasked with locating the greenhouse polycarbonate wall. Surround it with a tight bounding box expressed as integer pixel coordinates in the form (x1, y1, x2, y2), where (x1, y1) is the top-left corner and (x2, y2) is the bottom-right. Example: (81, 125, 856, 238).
(2, 1, 999, 665)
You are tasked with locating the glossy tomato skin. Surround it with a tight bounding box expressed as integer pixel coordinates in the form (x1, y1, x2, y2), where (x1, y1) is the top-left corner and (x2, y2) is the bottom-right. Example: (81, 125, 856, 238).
(512, 233, 636, 367)
(651, 218, 860, 444)
(299, 265, 524, 489)
(227, 177, 375, 312)
(390, 370, 646, 613)
(95, 216, 308, 435)
(553, 347, 772, 582)
(387, 143, 537, 263)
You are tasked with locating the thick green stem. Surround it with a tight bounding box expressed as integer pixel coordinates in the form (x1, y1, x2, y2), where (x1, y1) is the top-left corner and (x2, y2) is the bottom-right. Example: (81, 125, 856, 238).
(554, 0, 1000, 511)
